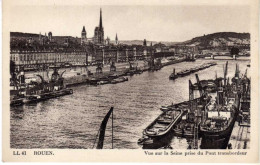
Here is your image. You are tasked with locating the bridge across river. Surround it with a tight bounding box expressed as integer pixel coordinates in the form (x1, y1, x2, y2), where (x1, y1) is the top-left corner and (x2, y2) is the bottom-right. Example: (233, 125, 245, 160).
(202, 54, 250, 60)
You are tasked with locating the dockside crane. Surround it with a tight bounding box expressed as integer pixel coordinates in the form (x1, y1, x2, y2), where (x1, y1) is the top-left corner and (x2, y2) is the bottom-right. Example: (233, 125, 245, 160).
(195, 74, 203, 97)
(224, 61, 228, 87)
(189, 80, 194, 112)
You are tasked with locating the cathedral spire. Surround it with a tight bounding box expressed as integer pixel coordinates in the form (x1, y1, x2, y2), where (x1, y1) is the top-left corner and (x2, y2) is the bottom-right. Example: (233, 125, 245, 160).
(99, 8, 103, 29)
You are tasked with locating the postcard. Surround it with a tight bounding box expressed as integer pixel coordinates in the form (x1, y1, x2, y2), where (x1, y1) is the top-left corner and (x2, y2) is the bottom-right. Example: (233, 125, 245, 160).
(2, 0, 259, 162)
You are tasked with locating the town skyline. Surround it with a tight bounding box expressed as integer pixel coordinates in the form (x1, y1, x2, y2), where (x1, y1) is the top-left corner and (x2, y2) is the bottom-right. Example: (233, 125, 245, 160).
(9, 5, 250, 42)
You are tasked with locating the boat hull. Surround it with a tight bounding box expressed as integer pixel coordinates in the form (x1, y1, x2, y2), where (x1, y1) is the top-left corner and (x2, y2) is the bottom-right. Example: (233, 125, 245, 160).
(142, 130, 175, 149)
(200, 109, 238, 149)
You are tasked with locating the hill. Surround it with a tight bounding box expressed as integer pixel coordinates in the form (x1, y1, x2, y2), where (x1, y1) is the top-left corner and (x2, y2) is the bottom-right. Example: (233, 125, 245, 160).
(10, 32, 250, 48)
(180, 32, 250, 47)
(110, 40, 179, 46)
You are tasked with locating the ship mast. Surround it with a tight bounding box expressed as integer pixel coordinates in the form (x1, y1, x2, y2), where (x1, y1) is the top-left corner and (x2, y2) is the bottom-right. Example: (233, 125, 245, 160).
(93, 107, 114, 149)
(189, 80, 194, 112)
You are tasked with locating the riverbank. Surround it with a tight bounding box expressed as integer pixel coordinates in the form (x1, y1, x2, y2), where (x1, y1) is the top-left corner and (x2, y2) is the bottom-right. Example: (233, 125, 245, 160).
(64, 58, 186, 87)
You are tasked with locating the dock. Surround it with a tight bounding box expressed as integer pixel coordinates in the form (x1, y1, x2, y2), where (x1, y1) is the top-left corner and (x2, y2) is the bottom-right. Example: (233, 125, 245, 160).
(229, 122, 250, 149)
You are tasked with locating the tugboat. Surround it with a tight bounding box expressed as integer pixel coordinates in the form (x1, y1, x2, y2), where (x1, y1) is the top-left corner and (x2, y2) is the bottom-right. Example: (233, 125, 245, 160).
(169, 68, 178, 80)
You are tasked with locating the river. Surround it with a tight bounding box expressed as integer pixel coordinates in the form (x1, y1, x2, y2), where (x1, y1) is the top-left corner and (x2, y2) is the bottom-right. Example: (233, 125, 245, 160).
(10, 59, 250, 149)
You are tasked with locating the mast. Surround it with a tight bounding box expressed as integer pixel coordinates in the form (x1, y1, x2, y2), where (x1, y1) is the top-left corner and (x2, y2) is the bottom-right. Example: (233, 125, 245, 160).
(112, 110, 113, 149)
(195, 74, 202, 97)
(224, 61, 228, 87)
(189, 80, 194, 112)
(95, 107, 114, 149)
(244, 69, 247, 78)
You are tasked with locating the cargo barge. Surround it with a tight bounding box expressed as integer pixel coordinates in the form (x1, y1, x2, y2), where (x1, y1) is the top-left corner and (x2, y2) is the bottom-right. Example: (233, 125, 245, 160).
(169, 62, 217, 80)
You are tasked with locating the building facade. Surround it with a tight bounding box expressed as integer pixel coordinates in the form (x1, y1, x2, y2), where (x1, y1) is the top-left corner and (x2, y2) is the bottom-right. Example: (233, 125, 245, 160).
(10, 50, 89, 69)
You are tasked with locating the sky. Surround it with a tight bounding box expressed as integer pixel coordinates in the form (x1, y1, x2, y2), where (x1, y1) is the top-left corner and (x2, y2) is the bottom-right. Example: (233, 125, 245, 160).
(9, 5, 250, 42)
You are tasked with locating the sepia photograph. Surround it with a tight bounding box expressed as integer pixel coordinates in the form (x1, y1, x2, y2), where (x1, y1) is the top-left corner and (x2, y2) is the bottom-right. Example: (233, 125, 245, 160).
(2, 0, 259, 162)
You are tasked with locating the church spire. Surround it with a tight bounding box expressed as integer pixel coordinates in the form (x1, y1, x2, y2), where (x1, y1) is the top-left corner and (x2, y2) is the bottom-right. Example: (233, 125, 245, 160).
(115, 33, 118, 45)
(82, 26, 86, 33)
(99, 8, 103, 29)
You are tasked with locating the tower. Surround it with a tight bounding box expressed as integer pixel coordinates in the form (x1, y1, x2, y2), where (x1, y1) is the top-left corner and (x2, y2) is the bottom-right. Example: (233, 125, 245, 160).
(81, 26, 87, 45)
(48, 32, 52, 41)
(115, 33, 118, 45)
(39, 32, 42, 40)
(99, 8, 103, 29)
(143, 39, 147, 46)
(105, 36, 110, 45)
(94, 8, 104, 45)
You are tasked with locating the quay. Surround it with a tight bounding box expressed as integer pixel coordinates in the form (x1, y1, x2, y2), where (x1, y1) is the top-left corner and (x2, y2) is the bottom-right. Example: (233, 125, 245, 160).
(52, 58, 186, 87)
(10, 58, 186, 106)
(229, 123, 250, 149)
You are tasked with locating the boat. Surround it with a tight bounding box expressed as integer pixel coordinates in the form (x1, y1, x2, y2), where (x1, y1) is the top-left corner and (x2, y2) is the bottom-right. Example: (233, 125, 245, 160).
(97, 80, 110, 85)
(140, 101, 190, 149)
(140, 75, 210, 149)
(87, 78, 99, 85)
(173, 112, 196, 138)
(193, 79, 217, 93)
(10, 98, 24, 106)
(160, 106, 171, 112)
(21, 88, 73, 104)
(177, 70, 191, 77)
(10, 67, 73, 106)
(126, 71, 134, 76)
(200, 95, 240, 149)
(110, 77, 128, 84)
(200, 64, 241, 149)
(238, 72, 250, 127)
(174, 62, 216, 78)
(169, 68, 178, 80)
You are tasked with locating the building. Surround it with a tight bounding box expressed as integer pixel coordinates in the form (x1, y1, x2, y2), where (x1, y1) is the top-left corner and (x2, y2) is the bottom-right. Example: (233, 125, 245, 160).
(10, 50, 89, 70)
(48, 32, 52, 41)
(93, 9, 104, 45)
(115, 33, 118, 45)
(143, 39, 147, 46)
(105, 37, 110, 45)
(81, 26, 87, 45)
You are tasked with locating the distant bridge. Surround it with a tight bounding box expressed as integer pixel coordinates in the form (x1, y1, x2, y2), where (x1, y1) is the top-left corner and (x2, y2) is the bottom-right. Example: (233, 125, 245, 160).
(202, 54, 250, 60)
